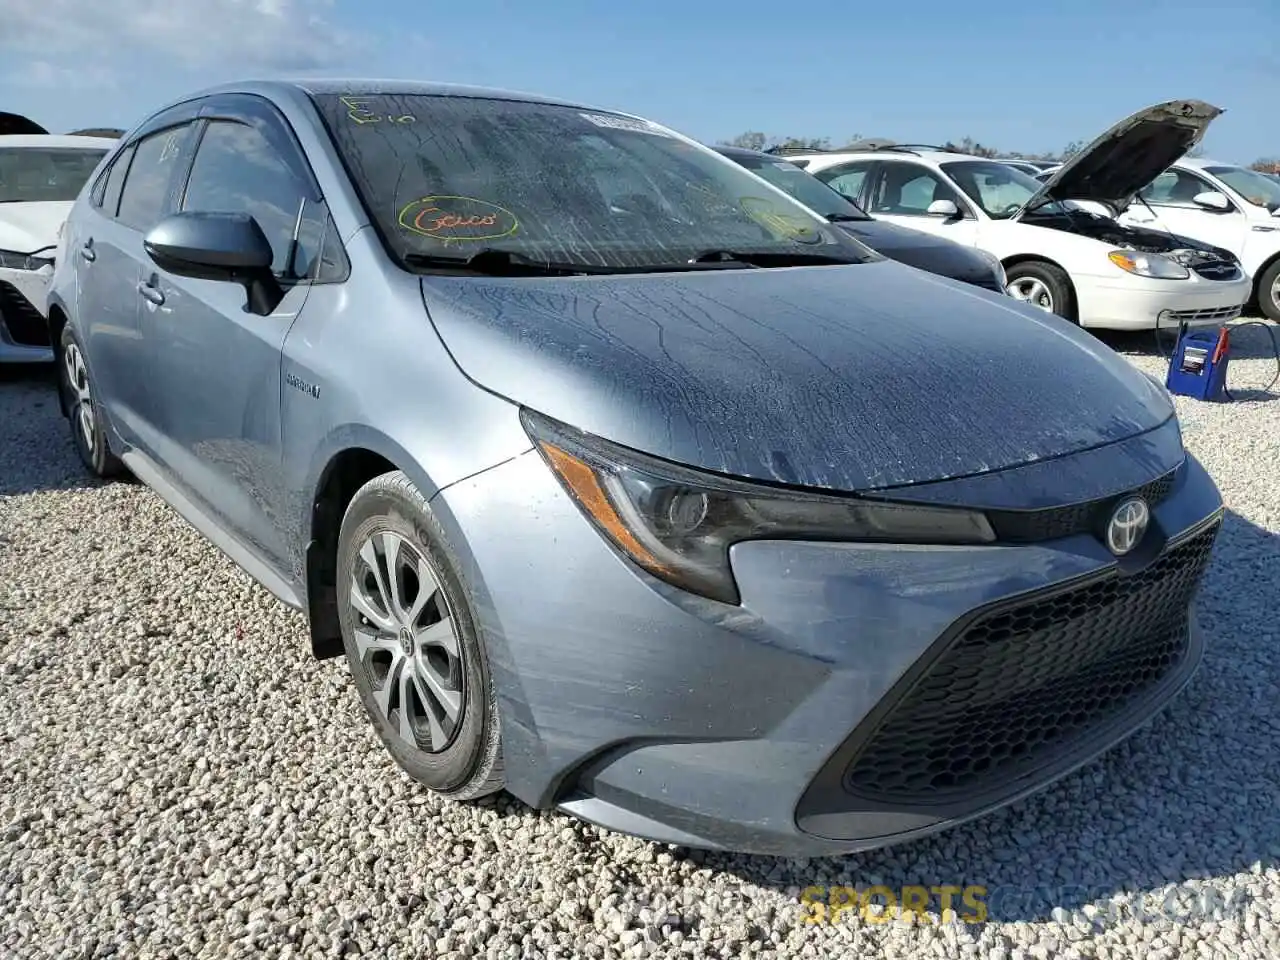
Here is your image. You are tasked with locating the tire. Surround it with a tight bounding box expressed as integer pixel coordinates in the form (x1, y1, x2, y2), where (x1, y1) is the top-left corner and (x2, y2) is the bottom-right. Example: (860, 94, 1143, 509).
(336, 470, 504, 800)
(1005, 260, 1077, 322)
(1255, 259, 1280, 322)
(58, 324, 124, 478)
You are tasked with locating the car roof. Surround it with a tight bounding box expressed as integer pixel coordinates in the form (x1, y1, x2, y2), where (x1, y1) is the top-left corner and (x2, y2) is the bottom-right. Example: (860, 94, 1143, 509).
(152, 78, 603, 115)
(711, 145, 778, 161)
(0, 134, 118, 149)
(788, 148, 987, 166)
(1174, 157, 1237, 171)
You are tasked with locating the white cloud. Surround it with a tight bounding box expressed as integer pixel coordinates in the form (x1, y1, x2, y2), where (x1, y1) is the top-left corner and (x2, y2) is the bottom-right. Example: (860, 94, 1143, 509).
(0, 0, 365, 72)
(9, 60, 119, 90)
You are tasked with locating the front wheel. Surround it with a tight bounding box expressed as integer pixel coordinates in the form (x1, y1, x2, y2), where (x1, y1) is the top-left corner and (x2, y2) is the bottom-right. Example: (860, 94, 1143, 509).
(337, 471, 504, 800)
(1255, 259, 1280, 322)
(58, 325, 124, 478)
(1005, 261, 1077, 322)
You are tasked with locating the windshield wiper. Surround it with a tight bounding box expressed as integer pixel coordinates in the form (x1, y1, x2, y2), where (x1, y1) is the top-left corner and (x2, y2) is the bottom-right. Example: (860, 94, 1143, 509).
(403, 249, 617, 276)
(689, 249, 862, 268)
(825, 213, 872, 223)
(404, 246, 862, 277)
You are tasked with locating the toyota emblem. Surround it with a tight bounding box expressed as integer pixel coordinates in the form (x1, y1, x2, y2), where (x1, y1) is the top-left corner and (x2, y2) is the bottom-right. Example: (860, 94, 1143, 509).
(1106, 497, 1150, 556)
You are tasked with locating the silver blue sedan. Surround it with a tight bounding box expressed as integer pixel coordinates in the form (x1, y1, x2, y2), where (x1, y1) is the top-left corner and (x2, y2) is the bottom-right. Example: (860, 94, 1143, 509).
(47, 80, 1223, 856)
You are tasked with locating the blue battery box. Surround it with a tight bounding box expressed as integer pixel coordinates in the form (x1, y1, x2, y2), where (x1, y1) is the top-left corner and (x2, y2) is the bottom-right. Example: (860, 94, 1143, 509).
(1166, 326, 1230, 402)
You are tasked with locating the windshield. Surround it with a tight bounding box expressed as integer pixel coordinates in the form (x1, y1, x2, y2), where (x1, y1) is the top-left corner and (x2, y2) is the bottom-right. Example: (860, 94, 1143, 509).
(727, 154, 869, 221)
(312, 93, 875, 271)
(0, 147, 107, 203)
(1204, 165, 1280, 212)
(940, 160, 1072, 219)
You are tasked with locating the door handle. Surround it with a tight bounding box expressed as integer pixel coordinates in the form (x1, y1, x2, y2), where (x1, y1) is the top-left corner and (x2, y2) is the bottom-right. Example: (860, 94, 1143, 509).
(137, 280, 165, 306)
(80, 240, 96, 263)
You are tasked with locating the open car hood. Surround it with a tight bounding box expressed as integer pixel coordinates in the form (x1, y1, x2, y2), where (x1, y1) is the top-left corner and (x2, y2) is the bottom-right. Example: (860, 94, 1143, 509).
(1014, 99, 1222, 219)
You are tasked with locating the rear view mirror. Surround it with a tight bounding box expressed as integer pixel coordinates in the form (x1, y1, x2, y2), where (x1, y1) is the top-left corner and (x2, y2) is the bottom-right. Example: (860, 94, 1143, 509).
(1191, 191, 1231, 213)
(144, 211, 283, 315)
(926, 199, 960, 218)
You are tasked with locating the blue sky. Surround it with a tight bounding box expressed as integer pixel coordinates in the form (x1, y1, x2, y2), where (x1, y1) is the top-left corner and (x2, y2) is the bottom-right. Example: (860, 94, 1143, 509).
(2, 0, 1276, 163)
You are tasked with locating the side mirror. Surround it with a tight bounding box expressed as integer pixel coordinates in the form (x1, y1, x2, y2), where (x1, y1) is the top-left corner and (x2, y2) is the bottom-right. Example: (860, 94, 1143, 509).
(1191, 191, 1231, 213)
(143, 211, 284, 316)
(926, 198, 960, 218)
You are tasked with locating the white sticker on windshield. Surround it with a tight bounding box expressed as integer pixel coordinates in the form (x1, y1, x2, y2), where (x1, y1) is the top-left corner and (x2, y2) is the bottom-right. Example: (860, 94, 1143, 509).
(579, 112, 671, 137)
(771, 161, 801, 171)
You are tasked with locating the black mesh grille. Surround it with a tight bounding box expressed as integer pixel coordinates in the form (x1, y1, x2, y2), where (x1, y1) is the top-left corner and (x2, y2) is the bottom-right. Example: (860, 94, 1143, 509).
(0, 281, 50, 347)
(986, 468, 1178, 544)
(842, 522, 1219, 803)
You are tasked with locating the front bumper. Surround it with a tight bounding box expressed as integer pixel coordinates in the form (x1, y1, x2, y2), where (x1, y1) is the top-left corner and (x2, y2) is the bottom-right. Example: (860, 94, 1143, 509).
(0, 267, 55, 362)
(432, 431, 1223, 857)
(1075, 273, 1251, 331)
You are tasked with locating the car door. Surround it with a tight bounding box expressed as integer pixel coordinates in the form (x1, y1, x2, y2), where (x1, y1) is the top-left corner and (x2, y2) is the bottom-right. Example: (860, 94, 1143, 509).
(76, 117, 200, 448)
(861, 159, 981, 246)
(141, 97, 328, 571)
(1122, 168, 1246, 257)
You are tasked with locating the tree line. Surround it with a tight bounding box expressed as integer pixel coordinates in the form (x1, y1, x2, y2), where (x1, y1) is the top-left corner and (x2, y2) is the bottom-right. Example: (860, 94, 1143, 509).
(718, 131, 1084, 161)
(721, 131, 1277, 171)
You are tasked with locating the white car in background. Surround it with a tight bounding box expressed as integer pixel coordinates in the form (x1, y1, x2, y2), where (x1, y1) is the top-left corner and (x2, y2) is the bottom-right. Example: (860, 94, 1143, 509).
(1118, 158, 1280, 320)
(996, 158, 1047, 177)
(788, 100, 1251, 330)
(1, 134, 114, 362)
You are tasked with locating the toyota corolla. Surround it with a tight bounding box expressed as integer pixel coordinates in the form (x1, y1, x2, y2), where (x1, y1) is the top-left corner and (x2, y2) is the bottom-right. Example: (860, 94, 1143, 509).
(47, 80, 1223, 856)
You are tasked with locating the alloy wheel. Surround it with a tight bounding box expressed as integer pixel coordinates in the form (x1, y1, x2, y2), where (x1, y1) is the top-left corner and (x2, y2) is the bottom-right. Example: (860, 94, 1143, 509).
(64, 342, 95, 450)
(1006, 277, 1055, 312)
(1270, 273, 1280, 315)
(347, 530, 465, 753)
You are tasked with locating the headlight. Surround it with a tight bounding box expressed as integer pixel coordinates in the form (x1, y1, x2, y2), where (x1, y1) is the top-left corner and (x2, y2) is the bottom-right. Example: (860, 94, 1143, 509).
(0, 249, 55, 271)
(1107, 250, 1189, 280)
(977, 249, 1007, 289)
(523, 410, 995, 605)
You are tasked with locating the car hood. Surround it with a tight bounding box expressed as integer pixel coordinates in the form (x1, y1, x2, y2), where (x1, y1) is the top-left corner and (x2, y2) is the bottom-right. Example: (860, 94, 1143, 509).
(836, 218, 996, 285)
(0, 200, 71, 253)
(1015, 99, 1221, 218)
(420, 260, 1173, 493)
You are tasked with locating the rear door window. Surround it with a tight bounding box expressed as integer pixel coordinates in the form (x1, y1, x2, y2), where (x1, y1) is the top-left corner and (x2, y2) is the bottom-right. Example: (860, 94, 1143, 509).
(93, 145, 135, 218)
(814, 161, 874, 203)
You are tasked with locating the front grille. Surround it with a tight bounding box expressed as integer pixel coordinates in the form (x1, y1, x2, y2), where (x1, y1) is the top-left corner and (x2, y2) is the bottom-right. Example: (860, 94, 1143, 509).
(1166, 304, 1241, 324)
(842, 522, 1219, 803)
(986, 467, 1178, 543)
(0, 280, 50, 347)
(1190, 261, 1241, 282)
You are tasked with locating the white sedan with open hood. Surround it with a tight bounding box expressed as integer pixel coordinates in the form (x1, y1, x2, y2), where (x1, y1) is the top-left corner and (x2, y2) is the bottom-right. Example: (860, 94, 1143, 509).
(1, 134, 114, 362)
(788, 101, 1252, 330)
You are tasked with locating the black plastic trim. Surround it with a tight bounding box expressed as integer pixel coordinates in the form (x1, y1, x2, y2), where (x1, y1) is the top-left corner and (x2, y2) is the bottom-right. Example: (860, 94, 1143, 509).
(794, 509, 1222, 839)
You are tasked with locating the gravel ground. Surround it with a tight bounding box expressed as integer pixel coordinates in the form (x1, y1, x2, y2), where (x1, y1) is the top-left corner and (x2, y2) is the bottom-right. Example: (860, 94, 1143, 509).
(2, 318, 1278, 960)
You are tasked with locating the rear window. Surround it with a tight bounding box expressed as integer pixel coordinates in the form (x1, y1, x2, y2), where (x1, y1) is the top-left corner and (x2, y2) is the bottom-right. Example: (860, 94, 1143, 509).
(0, 147, 108, 203)
(730, 155, 868, 220)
